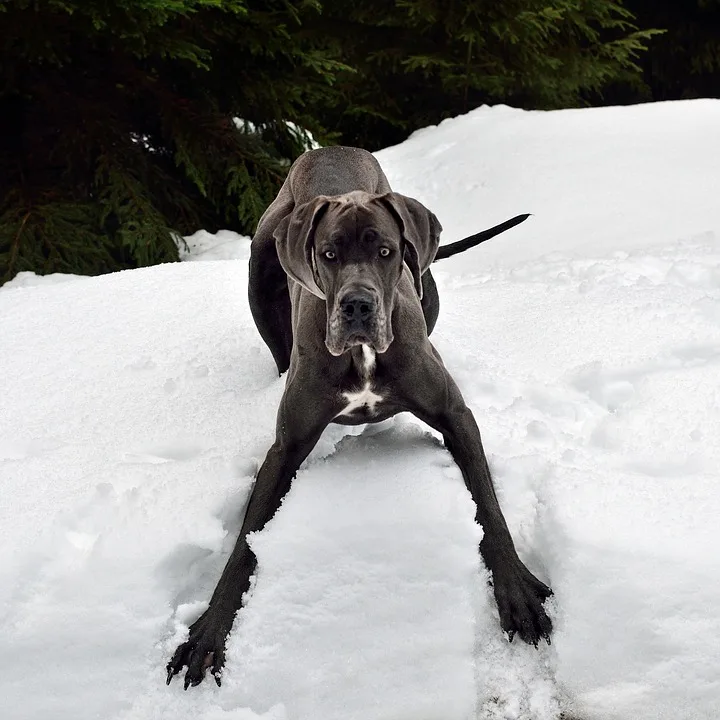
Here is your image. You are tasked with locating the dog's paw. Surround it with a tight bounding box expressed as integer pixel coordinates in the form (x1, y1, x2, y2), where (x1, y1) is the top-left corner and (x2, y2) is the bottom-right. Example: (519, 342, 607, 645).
(166, 610, 232, 689)
(492, 561, 553, 647)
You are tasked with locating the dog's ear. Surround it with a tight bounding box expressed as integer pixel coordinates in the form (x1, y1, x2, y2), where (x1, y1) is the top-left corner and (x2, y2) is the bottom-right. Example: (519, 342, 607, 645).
(273, 197, 330, 299)
(378, 192, 442, 299)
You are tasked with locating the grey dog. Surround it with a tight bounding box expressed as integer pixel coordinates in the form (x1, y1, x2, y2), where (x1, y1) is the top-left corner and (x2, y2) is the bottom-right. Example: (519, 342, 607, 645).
(167, 146, 552, 689)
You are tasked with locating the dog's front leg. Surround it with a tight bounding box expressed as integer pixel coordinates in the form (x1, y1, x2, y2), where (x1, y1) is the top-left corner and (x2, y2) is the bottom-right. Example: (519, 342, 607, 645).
(166, 378, 332, 689)
(410, 370, 553, 646)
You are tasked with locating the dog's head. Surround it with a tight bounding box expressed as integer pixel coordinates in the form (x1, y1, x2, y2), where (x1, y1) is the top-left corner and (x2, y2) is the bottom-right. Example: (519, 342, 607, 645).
(273, 191, 441, 356)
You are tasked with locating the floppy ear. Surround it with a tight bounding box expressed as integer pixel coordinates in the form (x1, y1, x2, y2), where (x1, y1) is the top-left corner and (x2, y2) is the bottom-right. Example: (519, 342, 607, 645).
(273, 197, 330, 299)
(378, 192, 442, 299)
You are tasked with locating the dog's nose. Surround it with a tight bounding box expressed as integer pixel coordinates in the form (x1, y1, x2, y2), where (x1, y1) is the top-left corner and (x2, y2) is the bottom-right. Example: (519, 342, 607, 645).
(340, 293, 375, 322)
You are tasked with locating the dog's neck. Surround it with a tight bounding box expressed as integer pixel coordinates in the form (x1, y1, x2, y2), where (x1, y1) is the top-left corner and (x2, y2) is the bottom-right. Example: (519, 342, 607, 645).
(349, 343, 376, 382)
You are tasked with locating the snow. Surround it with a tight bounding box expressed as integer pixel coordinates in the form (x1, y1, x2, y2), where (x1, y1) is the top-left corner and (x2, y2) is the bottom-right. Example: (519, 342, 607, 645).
(2, 99, 720, 720)
(1, 270, 85, 290)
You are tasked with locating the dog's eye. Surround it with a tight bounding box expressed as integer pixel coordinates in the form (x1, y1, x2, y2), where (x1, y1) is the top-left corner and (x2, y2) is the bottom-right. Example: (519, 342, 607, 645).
(323, 251, 336, 260)
(379, 247, 391, 257)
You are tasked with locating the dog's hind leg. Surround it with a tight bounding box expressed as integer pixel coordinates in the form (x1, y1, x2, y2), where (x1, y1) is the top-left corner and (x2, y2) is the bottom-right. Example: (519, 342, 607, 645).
(249, 232, 293, 375)
(420, 270, 440, 336)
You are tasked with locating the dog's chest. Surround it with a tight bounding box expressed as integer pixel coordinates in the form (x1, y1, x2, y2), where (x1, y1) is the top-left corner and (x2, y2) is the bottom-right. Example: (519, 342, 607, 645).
(335, 345, 385, 419)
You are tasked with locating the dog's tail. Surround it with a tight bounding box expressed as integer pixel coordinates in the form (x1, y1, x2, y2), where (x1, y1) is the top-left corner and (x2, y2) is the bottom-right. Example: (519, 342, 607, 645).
(434, 213, 530, 261)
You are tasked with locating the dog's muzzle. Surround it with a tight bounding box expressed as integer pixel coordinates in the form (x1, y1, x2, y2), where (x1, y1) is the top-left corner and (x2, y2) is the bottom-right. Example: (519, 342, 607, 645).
(339, 291, 375, 334)
(325, 287, 391, 355)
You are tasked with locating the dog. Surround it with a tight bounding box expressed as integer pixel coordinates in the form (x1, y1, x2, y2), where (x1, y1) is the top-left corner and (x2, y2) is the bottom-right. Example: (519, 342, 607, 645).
(167, 146, 552, 689)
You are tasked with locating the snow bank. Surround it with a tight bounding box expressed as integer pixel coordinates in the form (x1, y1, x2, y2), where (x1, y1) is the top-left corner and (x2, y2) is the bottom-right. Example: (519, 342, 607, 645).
(2, 99, 720, 720)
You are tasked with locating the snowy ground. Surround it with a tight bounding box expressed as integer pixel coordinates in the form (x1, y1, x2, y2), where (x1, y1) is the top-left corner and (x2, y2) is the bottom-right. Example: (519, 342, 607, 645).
(2, 99, 720, 720)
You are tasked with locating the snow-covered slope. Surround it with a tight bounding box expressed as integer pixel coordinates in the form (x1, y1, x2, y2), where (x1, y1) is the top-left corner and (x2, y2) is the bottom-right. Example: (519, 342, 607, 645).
(2, 100, 720, 720)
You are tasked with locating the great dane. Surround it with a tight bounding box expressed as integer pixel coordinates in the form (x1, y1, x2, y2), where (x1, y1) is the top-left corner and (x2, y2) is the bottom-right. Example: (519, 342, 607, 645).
(167, 146, 552, 689)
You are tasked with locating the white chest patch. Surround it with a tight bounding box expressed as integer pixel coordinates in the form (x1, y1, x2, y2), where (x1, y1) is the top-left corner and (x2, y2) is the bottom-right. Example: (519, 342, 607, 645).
(336, 344, 383, 417)
(338, 382, 384, 417)
(361, 344, 376, 375)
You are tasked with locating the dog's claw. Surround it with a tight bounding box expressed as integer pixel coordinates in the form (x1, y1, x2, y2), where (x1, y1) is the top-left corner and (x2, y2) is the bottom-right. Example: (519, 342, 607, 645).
(166, 610, 231, 689)
(183, 670, 203, 690)
(493, 561, 553, 648)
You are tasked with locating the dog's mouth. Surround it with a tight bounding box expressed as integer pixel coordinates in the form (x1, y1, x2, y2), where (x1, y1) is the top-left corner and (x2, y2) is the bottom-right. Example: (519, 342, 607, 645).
(325, 318, 393, 356)
(326, 332, 385, 356)
(325, 289, 394, 356)
(345, 331, 371, 347)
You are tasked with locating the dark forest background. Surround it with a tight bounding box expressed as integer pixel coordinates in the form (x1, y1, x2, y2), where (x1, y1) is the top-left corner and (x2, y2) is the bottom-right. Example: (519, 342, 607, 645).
(1, 0, 718, 282)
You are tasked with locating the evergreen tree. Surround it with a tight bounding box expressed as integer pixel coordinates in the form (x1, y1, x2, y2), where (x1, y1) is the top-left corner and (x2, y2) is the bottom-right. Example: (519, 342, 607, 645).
(624, 0, 720, 101)
(0, 0, 346, 282)
(1, 0, 661, 283)
(310, 0, 661, 149)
